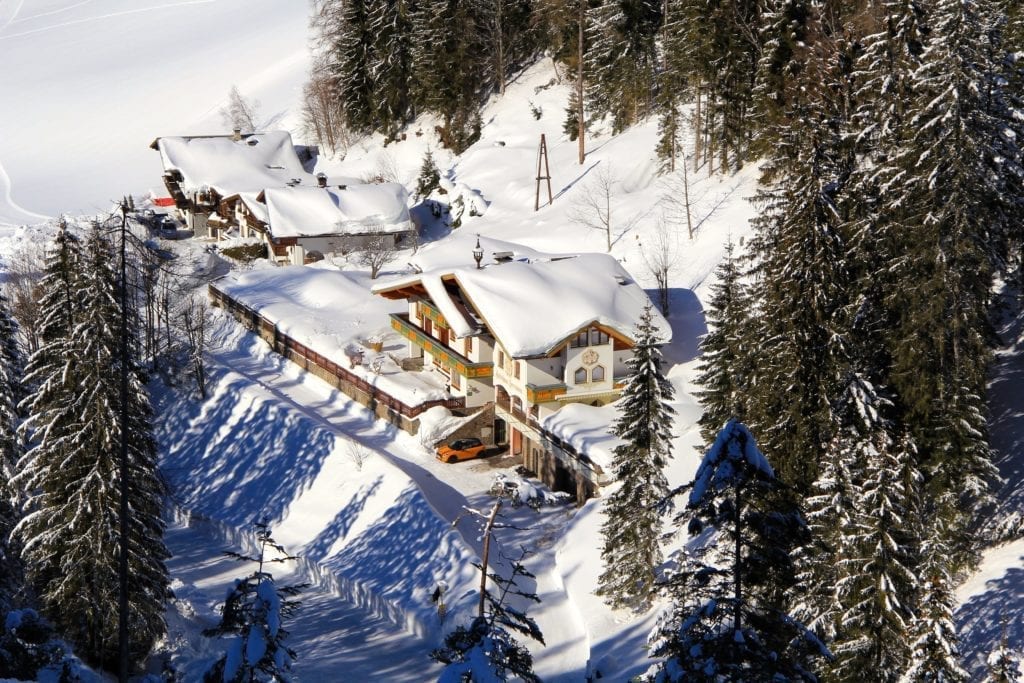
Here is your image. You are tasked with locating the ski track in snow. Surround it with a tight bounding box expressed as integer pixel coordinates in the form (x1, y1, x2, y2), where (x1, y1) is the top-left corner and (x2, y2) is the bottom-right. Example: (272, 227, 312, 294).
(0, 0, 23, 32)
(0, 0, 215, 40)
(0, 157, 50, 226)
(11, 0, 96, 23)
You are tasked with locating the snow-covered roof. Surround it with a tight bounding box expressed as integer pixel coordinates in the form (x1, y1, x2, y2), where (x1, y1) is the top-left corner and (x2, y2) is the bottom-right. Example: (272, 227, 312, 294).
(153, 131, 315, 198)
(540, 402, 623, 473)
(374, 235, 670, 357)
(262, 184, 413, 238)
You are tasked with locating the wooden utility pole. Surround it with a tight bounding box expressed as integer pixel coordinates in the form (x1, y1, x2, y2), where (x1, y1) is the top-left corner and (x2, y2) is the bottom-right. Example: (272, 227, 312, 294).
(535, 134, 553, 211)
(577, 0, 585, 165)
(478, 501, 502, 619)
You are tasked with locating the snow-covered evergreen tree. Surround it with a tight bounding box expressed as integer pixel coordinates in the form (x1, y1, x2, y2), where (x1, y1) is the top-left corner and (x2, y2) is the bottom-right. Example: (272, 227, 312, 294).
(204, 520, 304, 683)
(832, 426, 921, 680)
(432, 547, 544, 682)
(0, 290, 25, 614)
(14, 222, 169, 670)
(693, 240, 750, 447)
(645, 420, 827, 682)
(335, 0, 377, 133)
(596, 303, 675, 611)
(746, 16, 851, 494)
(898, 510, 969, 683)
(985, 623, 1024, 683)
(369, 0, 414, 140)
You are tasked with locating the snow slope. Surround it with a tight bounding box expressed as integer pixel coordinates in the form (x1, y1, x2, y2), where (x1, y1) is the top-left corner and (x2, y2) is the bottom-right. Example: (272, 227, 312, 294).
(0, 0, 310, 221)
(3, 0, 1022, 676)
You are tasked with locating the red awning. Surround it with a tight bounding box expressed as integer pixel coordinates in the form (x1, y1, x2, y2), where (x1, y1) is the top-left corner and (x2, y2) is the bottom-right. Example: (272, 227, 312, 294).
(152, 197, 176, 207)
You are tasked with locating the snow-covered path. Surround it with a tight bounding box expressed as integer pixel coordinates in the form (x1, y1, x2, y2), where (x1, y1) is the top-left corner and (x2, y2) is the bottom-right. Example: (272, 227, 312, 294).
(176, 323, 598, 680)
(162, 514, 426, 681)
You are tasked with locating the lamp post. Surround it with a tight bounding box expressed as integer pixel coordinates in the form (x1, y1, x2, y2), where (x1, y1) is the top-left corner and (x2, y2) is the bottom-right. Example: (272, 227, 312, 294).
(473, 234, 484, 269)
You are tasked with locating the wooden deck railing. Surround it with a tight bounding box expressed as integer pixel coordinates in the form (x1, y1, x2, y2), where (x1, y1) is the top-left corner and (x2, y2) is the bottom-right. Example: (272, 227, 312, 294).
(209, 282, 465, 420)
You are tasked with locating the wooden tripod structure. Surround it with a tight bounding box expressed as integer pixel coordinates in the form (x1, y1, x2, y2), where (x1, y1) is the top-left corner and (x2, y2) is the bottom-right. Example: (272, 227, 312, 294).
(535, 133, 553, 211)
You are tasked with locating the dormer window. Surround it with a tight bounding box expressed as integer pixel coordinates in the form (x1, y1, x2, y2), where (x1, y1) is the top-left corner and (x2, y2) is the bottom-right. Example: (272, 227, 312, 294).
(571, 327, 610, 348)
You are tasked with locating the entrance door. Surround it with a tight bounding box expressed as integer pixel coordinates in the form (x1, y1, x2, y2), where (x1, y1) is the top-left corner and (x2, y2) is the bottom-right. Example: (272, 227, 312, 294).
(494, 418, 507, 445)
(511, 427, 522, 456)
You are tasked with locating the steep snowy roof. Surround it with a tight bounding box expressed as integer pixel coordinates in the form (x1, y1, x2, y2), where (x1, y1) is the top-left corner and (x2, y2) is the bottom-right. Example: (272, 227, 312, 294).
(374, 235, 670, 356)
(153, 131, 314, 198)
(262, 184, 414, 238)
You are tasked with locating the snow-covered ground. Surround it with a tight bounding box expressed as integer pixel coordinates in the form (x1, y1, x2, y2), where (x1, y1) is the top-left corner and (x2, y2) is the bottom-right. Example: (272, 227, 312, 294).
(2, 1, 1022, 679)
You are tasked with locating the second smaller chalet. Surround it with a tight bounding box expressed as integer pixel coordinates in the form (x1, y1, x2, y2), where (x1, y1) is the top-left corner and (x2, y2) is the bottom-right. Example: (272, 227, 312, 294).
(373, 236, 671, 500)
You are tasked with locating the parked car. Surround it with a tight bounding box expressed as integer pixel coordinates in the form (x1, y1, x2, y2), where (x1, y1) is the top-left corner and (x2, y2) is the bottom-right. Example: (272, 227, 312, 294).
(155, 215, 178, 238)
(436, 438, 486, 463)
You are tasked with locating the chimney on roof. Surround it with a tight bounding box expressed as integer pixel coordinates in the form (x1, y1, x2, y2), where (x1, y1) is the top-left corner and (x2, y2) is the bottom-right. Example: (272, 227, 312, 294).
(316, 172, 328, 188)
(232, 127, 242, 142)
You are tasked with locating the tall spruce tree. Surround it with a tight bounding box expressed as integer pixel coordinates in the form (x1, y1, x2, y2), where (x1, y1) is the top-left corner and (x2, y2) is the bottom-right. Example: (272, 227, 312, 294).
(646, 421, 826, 681)
(832, 427, 921, 680)
(369, 0, 414, 140)
(335, 0, 377, 133)
(596, 303, 675, 611)
(0, 290, 25, 613)
(14, 223, 169, 670)
(693, 240, 751, 447)
(745, 15, 851, 494)
(585, 0, 661, 132)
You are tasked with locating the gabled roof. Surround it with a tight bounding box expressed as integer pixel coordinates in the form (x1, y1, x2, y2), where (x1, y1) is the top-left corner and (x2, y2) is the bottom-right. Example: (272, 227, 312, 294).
(151, 131, 314, 198)
(374, 235, 670, 357)
(262, 184, 413, 238)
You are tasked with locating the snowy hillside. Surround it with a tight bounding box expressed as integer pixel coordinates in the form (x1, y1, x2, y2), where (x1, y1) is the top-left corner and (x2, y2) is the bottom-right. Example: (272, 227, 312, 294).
(1, 1, 1022, 680)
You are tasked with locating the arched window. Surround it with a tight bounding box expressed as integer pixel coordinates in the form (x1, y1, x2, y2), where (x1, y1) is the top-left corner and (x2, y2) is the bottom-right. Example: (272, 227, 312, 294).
(591, 365, 605, 382)
(574, 367, 587, 384)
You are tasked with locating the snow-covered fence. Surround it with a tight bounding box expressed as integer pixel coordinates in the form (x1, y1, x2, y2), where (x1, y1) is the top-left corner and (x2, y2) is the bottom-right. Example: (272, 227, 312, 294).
(168, 506, 433, 639)
(208, 282, 464, 434)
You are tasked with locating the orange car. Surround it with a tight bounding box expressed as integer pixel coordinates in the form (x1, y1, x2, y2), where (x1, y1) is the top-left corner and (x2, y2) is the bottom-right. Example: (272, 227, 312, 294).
(436, 438, 486, 463)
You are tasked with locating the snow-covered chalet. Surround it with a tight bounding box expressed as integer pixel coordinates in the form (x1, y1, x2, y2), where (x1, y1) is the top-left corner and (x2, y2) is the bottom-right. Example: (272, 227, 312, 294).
(150, 129, 414, 264)
(373, 235, 670, 501)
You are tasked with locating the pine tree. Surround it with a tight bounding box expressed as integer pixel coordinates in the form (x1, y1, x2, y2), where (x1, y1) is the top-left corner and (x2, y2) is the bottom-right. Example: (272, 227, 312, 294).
(369, 0, 414, 140)
(643, 419, 827, 679)
(984, 619, 1024, 683)
(432, 547, 544, 682)
(584, 0, 661, 132)
(645, 421, 827, 682)
(693, 240, 750, 447)
(596, 303, 675, 611)
(203, 520, 304, 683)
(832, 427, 921, 680)
(335, 0, 377, 133)
(898, 509, 970, 683)
(14, 222, 169, 670)
(745, 18, 851, 494)
(415, 148, 442, 200)
(0, 290, 25, 614)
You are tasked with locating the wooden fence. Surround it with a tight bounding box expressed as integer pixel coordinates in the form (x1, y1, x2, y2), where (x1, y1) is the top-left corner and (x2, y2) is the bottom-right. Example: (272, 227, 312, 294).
(209, 282, 465, 433)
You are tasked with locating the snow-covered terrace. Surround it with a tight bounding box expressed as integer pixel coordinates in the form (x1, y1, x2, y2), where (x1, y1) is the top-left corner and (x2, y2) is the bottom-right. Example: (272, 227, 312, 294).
(262, 183, 414, 238)
(375, 234, 670, 357)
(212, 265, 452, 407)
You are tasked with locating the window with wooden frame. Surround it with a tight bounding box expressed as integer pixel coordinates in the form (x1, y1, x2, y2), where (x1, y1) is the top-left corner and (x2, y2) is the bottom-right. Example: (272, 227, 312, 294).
(574, 367, 587, 384)
(591, 365, 606, 382)
(451, 373, 461, 390)
(513, 361, 521, 379)
(464, 337, 472, 356)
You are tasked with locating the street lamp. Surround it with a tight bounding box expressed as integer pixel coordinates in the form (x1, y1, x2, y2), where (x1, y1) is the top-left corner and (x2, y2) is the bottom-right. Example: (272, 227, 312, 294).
(473, 234, 484, 269)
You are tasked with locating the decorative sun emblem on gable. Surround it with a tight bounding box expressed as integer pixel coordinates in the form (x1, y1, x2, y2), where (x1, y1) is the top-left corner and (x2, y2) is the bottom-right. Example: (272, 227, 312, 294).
(581, 349, 599, 366)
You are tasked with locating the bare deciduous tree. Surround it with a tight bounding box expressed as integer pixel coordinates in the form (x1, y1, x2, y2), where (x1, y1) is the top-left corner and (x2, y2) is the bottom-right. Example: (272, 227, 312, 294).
(3, 242, 45, 354)
(175, 293, 213, 399)
(354, 227, 398, 279)
(301, 59, 348, 157)
(221, 85, 259, 132)
(640, 216, 681, 316)
(345, 442, 372, 471)
(569, 163, 617, 252)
